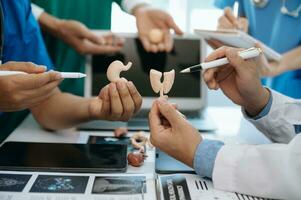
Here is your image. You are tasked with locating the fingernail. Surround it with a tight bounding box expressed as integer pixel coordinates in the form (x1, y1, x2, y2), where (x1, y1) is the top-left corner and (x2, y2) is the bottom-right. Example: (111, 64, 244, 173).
(55, 72, 62, 80)
(127, 81, 134, 87)
(121, 77, 128, 82)
(158, 98, 168, 106)
(38, 65, 47, 70)
(118, 81, 126, 89)
(111, 83, 117, 91)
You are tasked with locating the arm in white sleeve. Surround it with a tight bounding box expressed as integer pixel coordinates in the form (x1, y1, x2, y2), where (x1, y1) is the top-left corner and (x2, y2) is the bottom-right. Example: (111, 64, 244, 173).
(243, 90, 299, 143)
(213, 134, 301, 200)
(121, 0, 150, 14)
(31, 3, 45, 20)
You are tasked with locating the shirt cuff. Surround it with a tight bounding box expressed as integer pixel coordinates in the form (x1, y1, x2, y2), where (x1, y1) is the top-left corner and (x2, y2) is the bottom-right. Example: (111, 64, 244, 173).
(193, 139, 224, 179)
(31, 3, 45, 20)
(121, 0, 150, 14)
(247, 91, 273, 120)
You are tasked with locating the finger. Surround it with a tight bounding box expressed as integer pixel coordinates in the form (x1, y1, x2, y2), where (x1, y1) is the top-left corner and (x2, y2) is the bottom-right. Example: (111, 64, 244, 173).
(150, 44, 159, 53)
(16, 71, 62, 90)
(218, 16, 235, 29)
(156, 98, 185, 127)
(238, 18, 249, 32)
(83, 42, 122, 54)
(114, 36, 125, 46)
(149, 100, 163, 130)
(23, 79, 61, 100)
(104, 34, 115, 46)
(99, 85, 111, 115)
(163, 31, 173, 52)
(203, 69, 219, 89)
(109, 83, 123, 119)
(224, 7, 238, 27)
(127, 81, 142, 113)
(84, 30, 105, 45)
(170, 103, 178, 109)
(116, 81, 135, 121)
(225, 47, 246, 72)
(158, 43, 165, 52)
(205, 46, 228, 62)
(140, 36, 152, 52)
(0, 62, 47, 74)
(166, 15, 183, 35)
(206, 39, 224, 50)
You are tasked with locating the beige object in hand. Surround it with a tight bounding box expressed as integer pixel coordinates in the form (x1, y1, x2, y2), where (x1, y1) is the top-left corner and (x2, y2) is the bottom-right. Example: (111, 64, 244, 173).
(150, 69, 175, 97)
(148, 29, 164, 44)
(106, 60, 132, 82)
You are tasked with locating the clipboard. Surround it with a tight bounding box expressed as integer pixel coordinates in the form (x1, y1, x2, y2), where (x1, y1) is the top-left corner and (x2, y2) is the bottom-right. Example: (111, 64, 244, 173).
(195, 29, 282, 61)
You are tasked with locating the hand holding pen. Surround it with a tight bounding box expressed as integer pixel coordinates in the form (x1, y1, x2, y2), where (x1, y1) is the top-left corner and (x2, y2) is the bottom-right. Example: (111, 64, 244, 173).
(202, 46, 270, 117)
(181, 47, 262, 73)
(0, 61, 62, 111)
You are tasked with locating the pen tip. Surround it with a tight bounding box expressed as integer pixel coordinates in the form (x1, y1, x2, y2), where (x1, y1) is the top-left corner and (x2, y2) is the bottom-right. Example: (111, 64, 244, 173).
(180, 68, 190, 73)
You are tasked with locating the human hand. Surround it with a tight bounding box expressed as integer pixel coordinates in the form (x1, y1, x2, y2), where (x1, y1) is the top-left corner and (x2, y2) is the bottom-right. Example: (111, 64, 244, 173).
(203, 46, 270, 116)
(149, 98, 202, 167)
(89, 80, 142, 121)
(56, 20, 123, 55)
(218, 7, 248, 32)
(134, 6, 183, 53)
(206, 39, 225, 50)
(0, 62, 62, 112)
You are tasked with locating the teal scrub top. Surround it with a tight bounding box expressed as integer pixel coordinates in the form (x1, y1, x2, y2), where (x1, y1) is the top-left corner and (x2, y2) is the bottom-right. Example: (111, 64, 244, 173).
(214, 0, 301, 98)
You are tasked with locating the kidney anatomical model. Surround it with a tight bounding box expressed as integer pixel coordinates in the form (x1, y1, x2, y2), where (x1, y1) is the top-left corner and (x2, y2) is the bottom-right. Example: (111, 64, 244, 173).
(150, 69, 175, 97)
(106, 60, 132, 82)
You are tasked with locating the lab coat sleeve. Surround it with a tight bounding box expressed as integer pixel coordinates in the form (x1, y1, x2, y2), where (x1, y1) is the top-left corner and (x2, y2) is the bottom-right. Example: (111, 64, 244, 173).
(121, 0, 150, 14)
(212, 134, 301, 200)
(243, 90, 300, 143)
(31, 3, 44, 20)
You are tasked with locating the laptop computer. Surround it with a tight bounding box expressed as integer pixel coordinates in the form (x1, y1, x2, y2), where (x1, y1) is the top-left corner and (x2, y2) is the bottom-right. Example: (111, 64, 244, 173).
(78, 33, 216, 132)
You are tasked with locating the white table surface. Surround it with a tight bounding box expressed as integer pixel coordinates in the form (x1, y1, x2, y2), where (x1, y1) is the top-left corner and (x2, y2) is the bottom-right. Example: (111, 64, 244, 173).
(2, 106, 267, 175)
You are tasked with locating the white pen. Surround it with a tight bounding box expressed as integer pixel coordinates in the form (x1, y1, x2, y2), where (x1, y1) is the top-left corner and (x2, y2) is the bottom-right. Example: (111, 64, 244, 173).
(180, 47, 262, 73)
(233, 1, 241, 30)
(0, 71, 86, 79)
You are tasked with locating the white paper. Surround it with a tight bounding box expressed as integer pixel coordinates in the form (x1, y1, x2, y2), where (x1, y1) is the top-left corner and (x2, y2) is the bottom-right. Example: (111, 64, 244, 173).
(0, 171, 156, 200)
(194, 29, 282, 62)
(158, 174, 272, 200)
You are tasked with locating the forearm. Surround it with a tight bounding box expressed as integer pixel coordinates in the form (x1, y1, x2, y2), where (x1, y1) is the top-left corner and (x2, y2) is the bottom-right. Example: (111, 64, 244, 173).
(37, 12, 62, 38)
(121, 0, 150, 14)
(278, 46, 301, 72)
(30, 89, 93, 130)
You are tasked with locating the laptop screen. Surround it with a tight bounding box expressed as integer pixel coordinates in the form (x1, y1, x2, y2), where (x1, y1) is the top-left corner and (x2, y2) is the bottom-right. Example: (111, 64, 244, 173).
(91, 37, 201, 98)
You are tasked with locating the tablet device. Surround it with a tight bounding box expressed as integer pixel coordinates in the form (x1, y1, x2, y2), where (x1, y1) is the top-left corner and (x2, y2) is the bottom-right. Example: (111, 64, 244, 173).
(0, 142, 127, 173)
(155, 149, 195, 174)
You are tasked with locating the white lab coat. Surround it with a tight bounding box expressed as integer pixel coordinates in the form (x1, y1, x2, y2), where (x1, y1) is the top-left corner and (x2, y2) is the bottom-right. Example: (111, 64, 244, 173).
(212, 90, 301, 200)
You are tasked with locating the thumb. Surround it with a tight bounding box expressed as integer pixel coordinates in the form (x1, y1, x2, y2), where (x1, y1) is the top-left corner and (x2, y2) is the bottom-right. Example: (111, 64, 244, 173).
(0, 62, 47, 74)
(156, 98, 185, 127)
(224, 7, 238, 27)
(166, 16, 183, 35)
